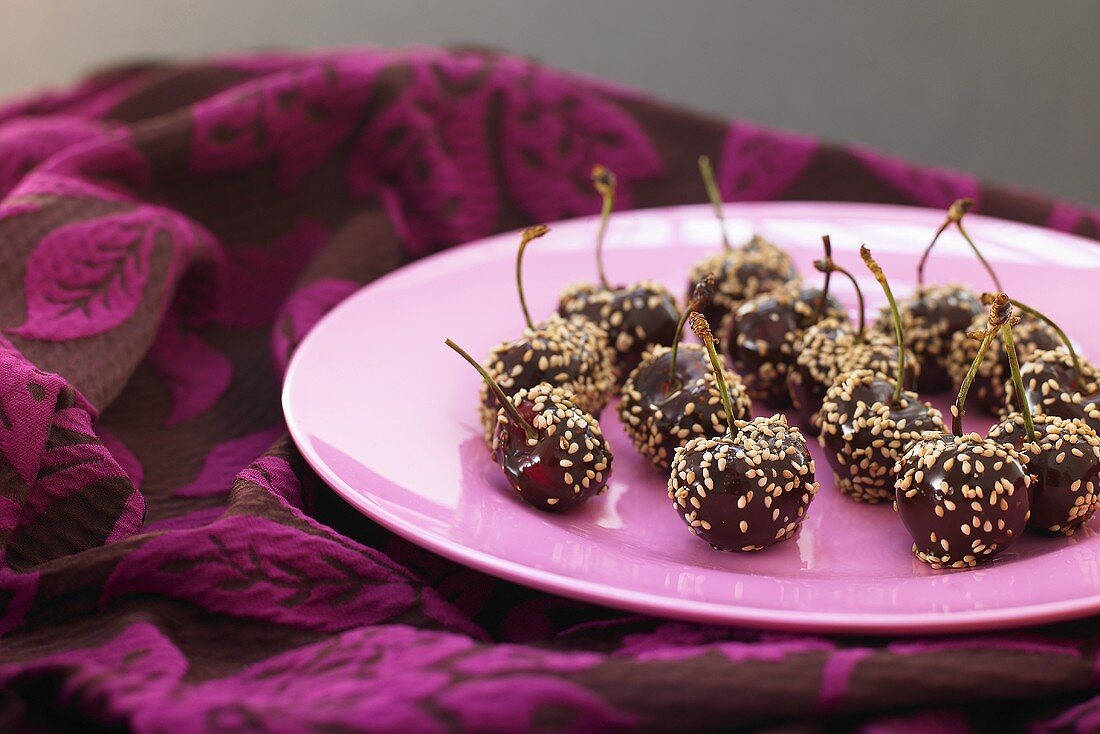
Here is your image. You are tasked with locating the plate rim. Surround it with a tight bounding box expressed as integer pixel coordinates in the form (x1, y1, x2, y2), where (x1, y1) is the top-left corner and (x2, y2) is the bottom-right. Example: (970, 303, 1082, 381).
(283, 199, 1100, 635)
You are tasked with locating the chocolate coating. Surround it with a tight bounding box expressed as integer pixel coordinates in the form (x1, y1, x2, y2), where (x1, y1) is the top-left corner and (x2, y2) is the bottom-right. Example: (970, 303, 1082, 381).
(668, 416, 818, 551)
(819, 369, 946, 503)
(788, 319, 921, 435)
(559, 281, 680, 382)
(686, 235, 798, 326)
(492, 384, 612, 511)
(620, 344, 753, 471)
(875, 285, 982, 392)
(1005, 348, 1100, 426)
(724, 283, 846, 407)
(895, 433, 1031, 568)
(990, 413, 1100, 536)
(946, 313, 1062, 415)
(479, 314, 615, 443)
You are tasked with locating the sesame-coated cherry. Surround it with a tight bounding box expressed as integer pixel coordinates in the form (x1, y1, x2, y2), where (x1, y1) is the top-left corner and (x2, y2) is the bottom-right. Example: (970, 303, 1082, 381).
(478, 225, 616, 442)
(875, 199, 993, 392)
(1009, 349, 1100, 426)
(685, 155, 797, 325)
(448, 340, 612, 511)
(725, 280, 846, 408)
(946, 307, 1060, 416)
(668, 313, 818, 551)
(788, 237, 920, 434)
(818, 247, 945, 503)
(894, 294, 1032, 569)
(998, 299, 1094, 419)
(989, 413, 1100, 536)
(558, 165, 679, 382)
(620, 275, 753, 471)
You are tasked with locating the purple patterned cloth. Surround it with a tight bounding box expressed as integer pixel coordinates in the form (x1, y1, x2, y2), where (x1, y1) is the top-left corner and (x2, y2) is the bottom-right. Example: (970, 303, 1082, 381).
(1, 48, 1100, 733)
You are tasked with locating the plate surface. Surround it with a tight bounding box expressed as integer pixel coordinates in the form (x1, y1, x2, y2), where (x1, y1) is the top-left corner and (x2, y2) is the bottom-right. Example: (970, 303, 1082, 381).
(284, 202, 1100, 634)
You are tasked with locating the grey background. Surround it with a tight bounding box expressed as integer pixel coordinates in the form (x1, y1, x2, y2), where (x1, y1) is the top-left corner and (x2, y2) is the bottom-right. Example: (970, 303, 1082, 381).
(4, 1, 1097, 204)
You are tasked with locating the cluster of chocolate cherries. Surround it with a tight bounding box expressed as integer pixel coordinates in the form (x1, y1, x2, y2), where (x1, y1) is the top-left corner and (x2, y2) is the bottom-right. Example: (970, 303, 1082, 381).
(448, 161, 1100, 569)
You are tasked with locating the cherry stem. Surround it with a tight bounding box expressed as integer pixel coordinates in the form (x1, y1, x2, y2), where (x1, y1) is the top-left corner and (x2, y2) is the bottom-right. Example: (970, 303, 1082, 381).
(669, 274, 716, 386)
(952, 293, 1011, 436)
(916, 198, 1002, 292)
(916, 219, 950, 291)
(698, 155, 731, 251)
(1003, 320, 1036, 439)
(1008, 298, 1083, 386)
(813, 235, 834, 322)
(815, 258, 865, 338)
(689, 312, 736, 440)
(955, 217, 1003, 293)
(861, 246, 905, 404)
(445, 338, 537, 441)
(591, 165, 616, 289)
(515, 224, 550, 330)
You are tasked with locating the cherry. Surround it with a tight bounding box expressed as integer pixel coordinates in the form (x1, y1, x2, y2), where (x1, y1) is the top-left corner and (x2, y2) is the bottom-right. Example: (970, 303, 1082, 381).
(818, 247, 946, 503)
(876, 199, 993, 392)
(668, 313, 818, 551)
(989, 414, 1100, 536)
(685, 155, 797, 325)
(620, 275, 752, 471)
(724, 281, 846, 407)
(946, 305, 1060, 416)
(448, 339, 612, 510)
(479, 225, 616, 442)
(894, 294, 1032, 569)
(788, 237, 920, 433)
(1000, 298, 1096, 420)
(558, 165, 680, 382)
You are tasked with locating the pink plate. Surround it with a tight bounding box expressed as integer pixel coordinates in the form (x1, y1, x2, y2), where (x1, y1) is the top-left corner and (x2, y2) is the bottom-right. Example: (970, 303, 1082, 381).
(283, 202, 1100, 635)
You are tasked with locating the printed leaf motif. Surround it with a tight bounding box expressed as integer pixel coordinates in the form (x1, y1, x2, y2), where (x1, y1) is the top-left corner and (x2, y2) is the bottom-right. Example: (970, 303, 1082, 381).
(0, 352, 64, 484)
(347, 54, 499, 254)
(720, 119, 818, 201)
(147, 313, 233, 426)
(0, 622, 186, 710)
(271, 277, 358, 375)
(205, 217, 330, 330)
(102, 515, 419, 631)
(172, 426, 283, 498)
(234, 453, 301, 510)
(497, 56, 662, 222)
(848, 143, 980, 209)
(191, 59, 377, 193)
(0, 116, 112, 199)
(13, 404, 144, 556)
(10, 207, 208, 341)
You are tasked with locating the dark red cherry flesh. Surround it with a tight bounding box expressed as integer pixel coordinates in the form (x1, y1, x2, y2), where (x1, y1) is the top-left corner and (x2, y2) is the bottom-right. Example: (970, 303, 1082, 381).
(492, 384, 613, 511)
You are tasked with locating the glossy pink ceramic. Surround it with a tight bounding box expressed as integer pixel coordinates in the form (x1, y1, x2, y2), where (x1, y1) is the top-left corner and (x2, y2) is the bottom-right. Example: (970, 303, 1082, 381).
(283, 202, 1100, 634)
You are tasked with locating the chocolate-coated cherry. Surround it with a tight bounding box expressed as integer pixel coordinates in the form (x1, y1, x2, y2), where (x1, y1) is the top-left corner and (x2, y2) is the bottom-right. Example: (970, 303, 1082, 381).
(448, 339, 612, 510)
(947, 307, 1060, 416)
(668, 313, 818, 551)
(989, 413, 1100, 536)
(1010, 349, 1100, 425)
(559, 165, 679, 382)
(874, 200, 991, 391)
(620, 275, 752, 471)
(479, 225, 616, 441)
(685, 155, 797, 325)
(818, 247, 946, 503)
(725, 281, 846, 407)
(999, 299, 1096, 420)
(788, 237, 920, 433)
(894, 294, 1032, 569)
